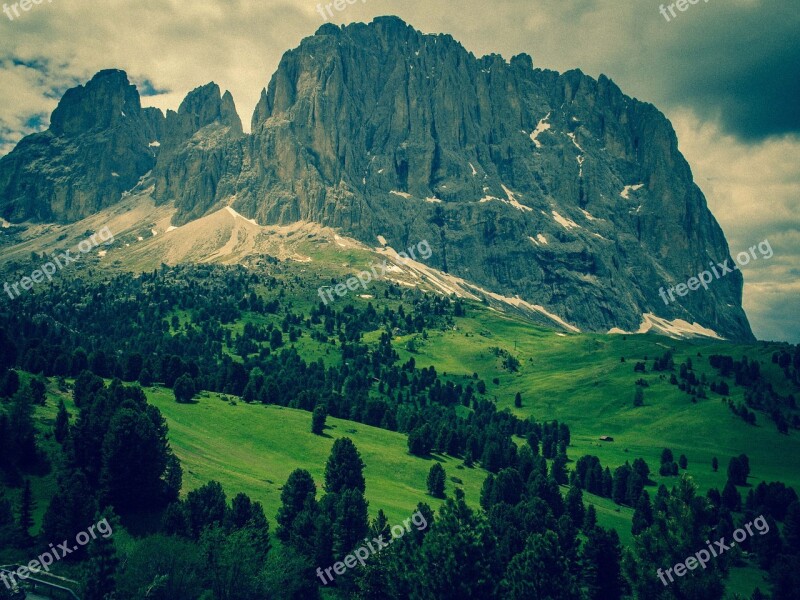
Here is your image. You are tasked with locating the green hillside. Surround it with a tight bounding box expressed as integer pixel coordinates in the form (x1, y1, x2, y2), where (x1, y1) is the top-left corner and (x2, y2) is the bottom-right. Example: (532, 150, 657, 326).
(145, 388, 489, 524)
(392, 306, 800, 496)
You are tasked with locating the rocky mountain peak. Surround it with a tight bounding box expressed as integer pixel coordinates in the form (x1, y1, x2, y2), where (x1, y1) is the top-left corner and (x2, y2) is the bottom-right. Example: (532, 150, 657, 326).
(174, 83, 243, 135)
(159, 82, 243, 153)
(50, 69, 142, 137)
(0, 69, 160, 222)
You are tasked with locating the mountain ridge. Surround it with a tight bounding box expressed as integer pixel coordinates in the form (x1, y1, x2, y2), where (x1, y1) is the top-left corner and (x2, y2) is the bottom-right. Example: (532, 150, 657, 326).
(0, 16, 754, 340)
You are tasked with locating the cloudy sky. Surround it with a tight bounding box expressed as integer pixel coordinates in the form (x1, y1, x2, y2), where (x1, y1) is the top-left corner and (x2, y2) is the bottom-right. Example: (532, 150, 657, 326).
(0, 0, 797, 342)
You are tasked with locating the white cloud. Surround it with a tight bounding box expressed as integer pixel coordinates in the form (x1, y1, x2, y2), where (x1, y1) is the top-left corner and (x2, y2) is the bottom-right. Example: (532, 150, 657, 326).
(671, 110, 800, 342)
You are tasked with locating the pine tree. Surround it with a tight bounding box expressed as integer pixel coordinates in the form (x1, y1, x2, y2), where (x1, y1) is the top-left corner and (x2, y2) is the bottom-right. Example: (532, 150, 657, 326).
(276, 469, 317, 542)
(712, 456, 718, 472)
(612, 465, 631, 505)
(173, 373, 196, 403)
(727, 455, 749, 486)
(626, 471, 644, 506)
(100, 407, 172, 513)
(29, 377, 46, 405)
(184, 481, 228, 538)
(332, 488, 369, 558)
(42, 470, 98, 558)
(565, 486, 585, 526)
(161, 502, 191, 537)
(324, 438, 366, 494)
(17, 479, 34, 546)
(311, 404, 327, 435)
(582, 526, 625, 600)
(54, 399, 70, 443)
(426, 463, 446, 498)
(416, 489, 499, 599)
(632, 458, 650, 481)
(551, 455, 568, 485)
(0, 491, 15, 549)
(82, 511, 120, 600)
(631, 490, 653, 535)
(8, 387, 36, 466)
(784, 501, 800, 555)
(163, 452, 183, 503)
(634, 387, 644, 407)
(602, 467, 613, 498)
(0, 369, 19, 398)
(501, 531, 581, 599)
(371, 509, 390, 541)
(514, 392, 522, 408)
(480, 474, 496, 511)
(721, 480, 742, 512)
(408, 424, 433, 456)
(583, 504, 598, 531)
(138, 367, 153, 387)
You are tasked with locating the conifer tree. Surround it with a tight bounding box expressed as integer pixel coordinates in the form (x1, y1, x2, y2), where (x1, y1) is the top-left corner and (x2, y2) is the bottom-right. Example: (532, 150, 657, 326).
(631, 490, 653, 535)
(17, 479, 34, 546)
(54, 399, 70, 443)
(324, 438, 366, 494)
(83, 511, 120, 600)
(311, 405, 327, 435)
(427, 463, 446, 498)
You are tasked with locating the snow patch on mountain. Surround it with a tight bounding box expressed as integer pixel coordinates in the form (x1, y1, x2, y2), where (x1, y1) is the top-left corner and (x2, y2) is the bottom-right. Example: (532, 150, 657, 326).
(376, 244, 581, 333)
(225, 206, 259, 226)
(567, 132, 584, 152)
(552, 211, 580, 230)
(620, 184, 644, 199)
(530, 112, 551, 148)
(502, 185, 532, 212)
(609, 313, 723, 340)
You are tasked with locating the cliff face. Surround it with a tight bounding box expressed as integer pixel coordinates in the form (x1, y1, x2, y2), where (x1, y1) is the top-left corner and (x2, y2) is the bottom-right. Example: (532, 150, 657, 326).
(0, 70, 163, 222)
(151, 83, 245, 224)
(0, 17, 753, 339)
(0, 73, 242, 224)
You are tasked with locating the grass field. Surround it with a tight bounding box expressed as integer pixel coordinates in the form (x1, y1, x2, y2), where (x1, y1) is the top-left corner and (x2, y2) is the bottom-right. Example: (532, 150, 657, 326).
(145, 388, 489, 525)
(394, 305, 800, 497)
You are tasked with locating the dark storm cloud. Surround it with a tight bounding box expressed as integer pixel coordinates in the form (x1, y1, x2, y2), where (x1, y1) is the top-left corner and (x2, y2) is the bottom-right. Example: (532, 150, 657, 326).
(655, 0, 800, 141)
(135, 79, 171, 97)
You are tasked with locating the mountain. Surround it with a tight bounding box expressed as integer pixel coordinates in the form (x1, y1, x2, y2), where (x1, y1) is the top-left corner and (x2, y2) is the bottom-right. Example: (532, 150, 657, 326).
(0, 16, 754, 340)
(0, 70, 162, 222)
